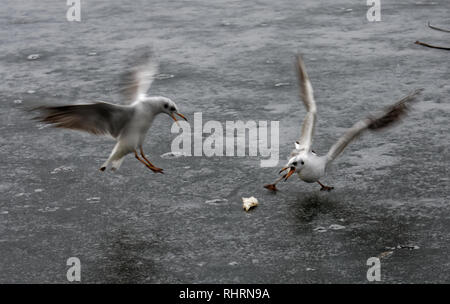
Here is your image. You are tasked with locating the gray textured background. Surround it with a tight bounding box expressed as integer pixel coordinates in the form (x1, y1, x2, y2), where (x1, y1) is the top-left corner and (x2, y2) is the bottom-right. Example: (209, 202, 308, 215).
(0, 0, 449, 283)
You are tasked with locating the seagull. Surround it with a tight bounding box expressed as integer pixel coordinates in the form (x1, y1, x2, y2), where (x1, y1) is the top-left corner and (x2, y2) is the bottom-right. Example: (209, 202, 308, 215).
(32, 50, 187, 173)
(264, 55, 423, 192)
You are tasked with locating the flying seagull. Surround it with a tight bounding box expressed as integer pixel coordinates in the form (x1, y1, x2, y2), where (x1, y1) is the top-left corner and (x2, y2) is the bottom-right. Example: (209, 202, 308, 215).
(264, 55, 422, 192)
(32, 50, 187, 173)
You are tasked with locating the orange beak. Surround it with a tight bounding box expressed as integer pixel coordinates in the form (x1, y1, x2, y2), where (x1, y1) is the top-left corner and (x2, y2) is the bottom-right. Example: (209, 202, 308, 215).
(175, 112, 188, 121)
(170, 112, 188, 126)
(279, 167, 289, 174)
(284, 167, 296, 181)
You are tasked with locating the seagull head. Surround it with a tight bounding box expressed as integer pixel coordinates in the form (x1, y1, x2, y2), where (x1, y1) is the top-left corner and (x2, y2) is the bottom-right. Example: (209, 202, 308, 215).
(149, 97, 188, 124)
(279, 155, 304, 181)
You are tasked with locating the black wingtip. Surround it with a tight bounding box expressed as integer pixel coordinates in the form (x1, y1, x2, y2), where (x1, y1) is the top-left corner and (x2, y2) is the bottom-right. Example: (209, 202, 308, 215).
(368, 89, 423, 130)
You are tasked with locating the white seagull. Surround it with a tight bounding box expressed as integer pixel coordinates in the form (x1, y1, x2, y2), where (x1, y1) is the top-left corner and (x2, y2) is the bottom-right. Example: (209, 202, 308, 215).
(264, 55, 422, 192)
(33, 50, 187, 173)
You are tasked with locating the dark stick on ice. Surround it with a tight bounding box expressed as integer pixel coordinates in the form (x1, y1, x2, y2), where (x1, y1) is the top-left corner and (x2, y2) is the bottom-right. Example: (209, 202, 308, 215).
(415, 40, 450, 51)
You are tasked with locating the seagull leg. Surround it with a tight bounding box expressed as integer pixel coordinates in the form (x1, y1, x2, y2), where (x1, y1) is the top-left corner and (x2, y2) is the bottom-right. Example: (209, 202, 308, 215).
(264, 175, 286, 192)
(134, 151, 164, 174)
(140, 147, 164, 174)
(317, 180, 334, 191)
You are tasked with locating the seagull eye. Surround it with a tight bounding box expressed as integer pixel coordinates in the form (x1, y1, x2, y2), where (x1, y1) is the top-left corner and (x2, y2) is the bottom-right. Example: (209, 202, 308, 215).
(301, 161, 304, 165)
(163, 104, 169, 109)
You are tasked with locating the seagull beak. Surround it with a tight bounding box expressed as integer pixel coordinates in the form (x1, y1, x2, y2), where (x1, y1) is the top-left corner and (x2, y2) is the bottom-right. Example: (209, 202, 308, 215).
(284, 167, 296, 181)
(176, 112, 188, 121)
(170, 113, 180, 126)
(170, 112, 188, 126)
(279, 167, 289, 174)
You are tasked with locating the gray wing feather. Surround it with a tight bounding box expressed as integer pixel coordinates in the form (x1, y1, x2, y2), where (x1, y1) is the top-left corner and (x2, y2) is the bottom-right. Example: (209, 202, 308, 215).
(295, 55, 317, 152)
(119, 48, 158, 103)
(33, 102, 134, 138)
(326, 89, 423, 163)
(326, 119, 371, 163)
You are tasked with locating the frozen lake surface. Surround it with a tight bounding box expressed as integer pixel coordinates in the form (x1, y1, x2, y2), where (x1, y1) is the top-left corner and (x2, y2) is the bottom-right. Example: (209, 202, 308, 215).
(0, 0, 449, 283)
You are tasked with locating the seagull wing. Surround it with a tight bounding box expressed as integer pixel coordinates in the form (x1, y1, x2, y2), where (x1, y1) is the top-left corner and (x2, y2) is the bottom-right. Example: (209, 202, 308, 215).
(119, 49, 159, 103)
(294, 55, 317, 153)
(33, 102, 134, 138)
(326, 89, 423, 164)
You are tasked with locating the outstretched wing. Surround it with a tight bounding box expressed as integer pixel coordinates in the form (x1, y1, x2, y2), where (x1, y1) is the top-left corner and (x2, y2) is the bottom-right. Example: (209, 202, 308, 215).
(119, 48, 159, 103)
(326, 89, 423, 163)
(32, 102, 134, 138)
(294, 54, 317, 153)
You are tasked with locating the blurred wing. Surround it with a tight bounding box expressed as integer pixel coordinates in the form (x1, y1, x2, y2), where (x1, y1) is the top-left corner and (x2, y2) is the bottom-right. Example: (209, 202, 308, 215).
(325, 119, 371, 164)
(120, 49, 159, 103)
(326, 89, 423, 163)
(294, 54, 317, 152)
(33, 102, 134, 138)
